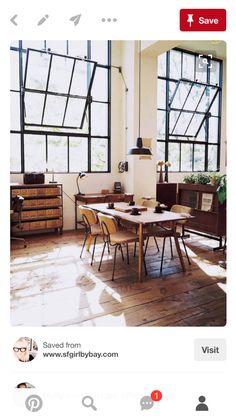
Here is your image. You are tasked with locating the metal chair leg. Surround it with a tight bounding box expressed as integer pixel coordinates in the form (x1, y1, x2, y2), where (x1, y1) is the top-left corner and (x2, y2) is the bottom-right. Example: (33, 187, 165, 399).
(160, 237, 166, 273)
(91, 235, 97, 266)
(143, 252, 148, 275)
(80, 232, 88, 258)
(112, 245, 118, 280)
(144, 236, 150, 257)
(153, 236, 160, 253)
(133, 226, 138, 257)
(120, 245, 124, 261)
(169, 237, 173, 258)
(181, 237, 191, 265)
(126, 243, 129, 264)
(133, 241, 137, 257)
(98, 242, 106, 271)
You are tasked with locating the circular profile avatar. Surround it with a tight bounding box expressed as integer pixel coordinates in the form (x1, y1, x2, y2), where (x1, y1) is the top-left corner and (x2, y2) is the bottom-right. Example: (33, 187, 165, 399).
(13, 337, 38, 362)
(16, 382, 35, 389)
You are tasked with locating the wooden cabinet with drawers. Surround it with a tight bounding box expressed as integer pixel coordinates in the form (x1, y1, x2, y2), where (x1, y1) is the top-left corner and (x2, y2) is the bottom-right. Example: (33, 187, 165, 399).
(178, 183, 226, 249)
(11, 184, 63, 235)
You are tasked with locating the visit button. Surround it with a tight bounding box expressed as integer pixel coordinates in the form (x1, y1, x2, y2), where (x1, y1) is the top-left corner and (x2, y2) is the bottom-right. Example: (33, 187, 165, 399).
(180, 9, 226, 31)
(194, 339, 226, 361)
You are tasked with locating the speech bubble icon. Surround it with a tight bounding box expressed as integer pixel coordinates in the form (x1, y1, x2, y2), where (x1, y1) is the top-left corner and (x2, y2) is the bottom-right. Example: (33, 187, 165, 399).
(140, 395, 154, 410)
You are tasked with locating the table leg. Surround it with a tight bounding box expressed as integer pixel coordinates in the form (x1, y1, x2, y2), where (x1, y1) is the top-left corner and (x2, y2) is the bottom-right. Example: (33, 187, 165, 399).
(138, 223, 143, 282)
(173, 229, 186, 272)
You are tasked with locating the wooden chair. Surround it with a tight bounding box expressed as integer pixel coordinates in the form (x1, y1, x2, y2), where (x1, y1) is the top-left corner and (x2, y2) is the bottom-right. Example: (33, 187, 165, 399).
(144, 223, 186, 273)
(97, 213, 146, 280)
(142, 199, 159, 208)
(78, 206, 103, 266)
(141, 199, 160, 254)
(169, 204, 192, 265)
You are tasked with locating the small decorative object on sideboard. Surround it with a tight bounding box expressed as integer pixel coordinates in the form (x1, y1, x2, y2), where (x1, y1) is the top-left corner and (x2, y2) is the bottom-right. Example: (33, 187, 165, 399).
(113, 182, 123, 193)
(164, 161, 171, 183)
(157, 160, 165, 183)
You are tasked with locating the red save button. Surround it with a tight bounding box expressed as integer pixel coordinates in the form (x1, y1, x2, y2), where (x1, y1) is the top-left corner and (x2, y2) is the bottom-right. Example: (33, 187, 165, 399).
(180, 9, 226, 31)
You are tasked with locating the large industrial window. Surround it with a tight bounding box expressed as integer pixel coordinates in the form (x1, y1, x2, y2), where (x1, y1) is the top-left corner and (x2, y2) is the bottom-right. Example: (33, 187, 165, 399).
(157, 48, 222, 172)
(10, 40, 111, 173)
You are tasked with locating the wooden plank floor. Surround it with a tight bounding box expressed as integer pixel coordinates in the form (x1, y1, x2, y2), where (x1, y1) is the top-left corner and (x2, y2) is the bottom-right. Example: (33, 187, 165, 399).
(10, 230, 226, 327)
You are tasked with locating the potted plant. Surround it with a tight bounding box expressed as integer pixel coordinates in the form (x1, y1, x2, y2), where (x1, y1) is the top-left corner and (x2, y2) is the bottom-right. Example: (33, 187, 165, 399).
(216, 174, 226, 204)
(195, 173, 210, 185)
(183, 174, 196, 184)
(209, 173, 222, 186)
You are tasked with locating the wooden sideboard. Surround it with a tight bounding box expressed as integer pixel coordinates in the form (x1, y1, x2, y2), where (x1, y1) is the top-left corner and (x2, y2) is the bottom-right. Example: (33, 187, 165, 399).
(178, 183, 226, 249)
(74, 193, 134, 229)
(11, 183, 63, 234)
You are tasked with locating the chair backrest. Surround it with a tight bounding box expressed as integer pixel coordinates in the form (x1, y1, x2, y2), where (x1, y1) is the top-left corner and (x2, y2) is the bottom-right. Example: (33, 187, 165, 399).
(104, 194, 122, 203)
(78, 206, 98, 226)
(170, 204, 192, 225)
(142, 199, 159, 208)
(97, 213, 118, 239)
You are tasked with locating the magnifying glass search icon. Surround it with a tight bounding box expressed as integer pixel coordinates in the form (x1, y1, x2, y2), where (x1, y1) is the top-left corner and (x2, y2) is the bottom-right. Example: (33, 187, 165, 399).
(82, 395, 97, 411)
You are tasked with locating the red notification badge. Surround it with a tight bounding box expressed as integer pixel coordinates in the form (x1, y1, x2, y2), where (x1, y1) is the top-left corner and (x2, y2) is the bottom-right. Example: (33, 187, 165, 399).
(151, 389, 162, 402)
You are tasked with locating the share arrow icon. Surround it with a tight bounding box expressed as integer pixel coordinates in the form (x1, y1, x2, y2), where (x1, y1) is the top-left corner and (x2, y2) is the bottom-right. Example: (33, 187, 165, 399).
(69, 14, 82, 26)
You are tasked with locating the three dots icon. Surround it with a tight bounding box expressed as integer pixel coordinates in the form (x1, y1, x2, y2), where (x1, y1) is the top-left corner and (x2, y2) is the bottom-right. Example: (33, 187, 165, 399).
(101, 18, 117, 23)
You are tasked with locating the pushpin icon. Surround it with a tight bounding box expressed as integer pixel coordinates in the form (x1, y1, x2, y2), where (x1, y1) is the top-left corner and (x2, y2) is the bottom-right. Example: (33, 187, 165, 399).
(187, 14, 194, 27)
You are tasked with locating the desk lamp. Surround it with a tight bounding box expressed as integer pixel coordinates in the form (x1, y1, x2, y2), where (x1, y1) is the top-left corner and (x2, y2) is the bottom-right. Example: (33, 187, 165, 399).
(76, 172, 87, 195)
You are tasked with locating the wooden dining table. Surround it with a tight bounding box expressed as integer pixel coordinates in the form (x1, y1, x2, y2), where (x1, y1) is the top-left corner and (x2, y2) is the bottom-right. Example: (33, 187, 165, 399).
(85, 202, 189, 282)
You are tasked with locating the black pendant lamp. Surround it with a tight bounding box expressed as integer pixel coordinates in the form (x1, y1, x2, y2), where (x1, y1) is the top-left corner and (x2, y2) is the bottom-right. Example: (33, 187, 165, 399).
(128, 41, 152, 156)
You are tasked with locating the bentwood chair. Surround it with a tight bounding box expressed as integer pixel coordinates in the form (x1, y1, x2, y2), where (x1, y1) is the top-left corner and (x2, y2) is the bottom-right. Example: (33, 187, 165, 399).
(11, 195, 27, 248)
(97, 213, 146, 281)
(79, 206, 103, 266)
(142, 200, 160, 254)
(169, 204, 192, 265)
(144, 223, 185, 273)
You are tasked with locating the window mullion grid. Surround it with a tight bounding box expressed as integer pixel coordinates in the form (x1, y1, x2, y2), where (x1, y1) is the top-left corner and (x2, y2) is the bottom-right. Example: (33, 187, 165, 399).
(88, 101, 91, 172)
(41, 54, 53, 125)
(165, 51, 170, 165)
(171, 82, 194, 135)
(107, 44, 111, 172)
(184, 86, 207, 136)
(62, 58, 76, 126)
(19, 41, 25, 173)
(217, 61, 223, 170)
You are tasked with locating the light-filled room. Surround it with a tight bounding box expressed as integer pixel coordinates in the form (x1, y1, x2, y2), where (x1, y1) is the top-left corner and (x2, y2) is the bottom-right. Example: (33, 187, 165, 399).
(10, 40, 226, 327)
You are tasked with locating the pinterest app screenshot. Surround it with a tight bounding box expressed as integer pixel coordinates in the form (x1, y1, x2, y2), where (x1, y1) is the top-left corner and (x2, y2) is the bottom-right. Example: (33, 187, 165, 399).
(1, 0, 235, 417)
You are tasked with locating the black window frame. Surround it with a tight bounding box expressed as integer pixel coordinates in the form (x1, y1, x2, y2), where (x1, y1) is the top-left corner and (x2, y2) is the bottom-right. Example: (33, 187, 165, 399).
(10, 40, 111, 174)
(157, 47, 223, 172)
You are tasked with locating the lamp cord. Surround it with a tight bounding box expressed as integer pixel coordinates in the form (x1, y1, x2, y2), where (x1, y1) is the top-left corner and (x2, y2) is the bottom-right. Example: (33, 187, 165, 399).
(138, 40, 141, 138)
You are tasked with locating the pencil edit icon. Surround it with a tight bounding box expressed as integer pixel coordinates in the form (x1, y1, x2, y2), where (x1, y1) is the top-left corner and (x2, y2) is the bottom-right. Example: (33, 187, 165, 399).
(37, 14, 49, 26)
